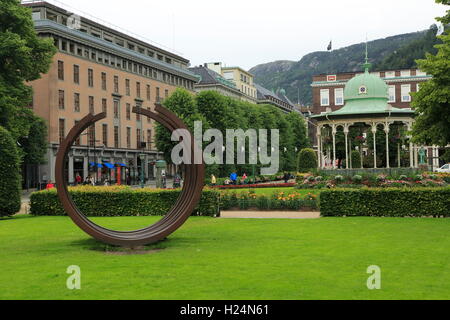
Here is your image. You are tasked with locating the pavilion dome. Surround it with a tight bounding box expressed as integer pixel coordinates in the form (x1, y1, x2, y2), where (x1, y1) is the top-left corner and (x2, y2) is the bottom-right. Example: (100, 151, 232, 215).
(344, 64, 388, 102)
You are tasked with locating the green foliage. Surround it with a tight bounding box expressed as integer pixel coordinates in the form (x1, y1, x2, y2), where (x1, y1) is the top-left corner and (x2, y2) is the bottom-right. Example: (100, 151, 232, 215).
(30, 187, 220, 217)
(351, 150, 362, 168)
(412, 3, 450, 147)
(20, 116, 48, 164)
(320, 187, 450, 217)
(0, 126, 21, 216)
(156, 89, 310, 177)
(373, 25, 441, 70)
(297, 148, 317, 173)
(0, 0, 56, 145)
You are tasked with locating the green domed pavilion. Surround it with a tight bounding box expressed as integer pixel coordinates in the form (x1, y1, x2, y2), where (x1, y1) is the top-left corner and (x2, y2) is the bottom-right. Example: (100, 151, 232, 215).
(311, 53, 416, 169)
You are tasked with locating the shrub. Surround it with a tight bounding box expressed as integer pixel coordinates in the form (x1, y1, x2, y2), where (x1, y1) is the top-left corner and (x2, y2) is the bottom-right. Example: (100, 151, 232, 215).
(414, 174, 424, 182)
(399, 175, 408, 181)
(334, 175, 344, 183)
(297, 148, 317, 173)
(0, 127, 21, 217)
(315, 176, 323, 182)
(351, 150, 362, 168)
(352, 175, 363, 184)
(30, 186, 220, 217)
(308, 176, 316, 182)
(320, 187, 450, 217)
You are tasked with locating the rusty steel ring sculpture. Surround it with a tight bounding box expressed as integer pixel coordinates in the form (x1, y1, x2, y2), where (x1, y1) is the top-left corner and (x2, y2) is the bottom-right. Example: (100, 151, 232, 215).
(55, 104, 205, 247)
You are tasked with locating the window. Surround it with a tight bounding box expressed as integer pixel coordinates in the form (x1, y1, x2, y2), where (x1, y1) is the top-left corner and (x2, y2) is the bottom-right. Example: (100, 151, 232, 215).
(147, 107, 151, 123)
(334, 88, 344, 106)
(156, 87, 160, 102)
(88, 125, 96, 147)
(388, 85, 396, 103)
(58, 61, 64, 80)
(74, 93, 80, 112)
(147, 129, 152, 150)
(165, 89, 169, 98)
(101, 72, 107, 90)
(114, 76, 119, 93)
(146, 85, 151, 101)
(102, 124, 108, 147)
(126, 79, 130, 96)
(58, 90, 65, 109)
(74, 120, 80, 146)
(385, 71, 395, 78)
(73, 65, 79, 84)
(416, 83, 420, 92)
(59, 119, 65, 144)
(416, 70, 426, 76)
(102, 99, 107, 115)
(126, 127, 131, 149)
(88, 69, 94, 87)
(89, 96, 94, 114)
(114, 126, 119, 148)
(136, 129, 141, 149)
(320, 89, 329, 106)
(126, 103, 131, 120)
(400, 70, 411, 77)
(401, 84, 411, 102)
(136, 82, 141, 98)
(114, 100, 119, 119)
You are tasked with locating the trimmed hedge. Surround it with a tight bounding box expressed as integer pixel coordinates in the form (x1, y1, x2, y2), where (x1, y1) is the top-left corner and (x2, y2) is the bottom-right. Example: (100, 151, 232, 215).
(320, 187, 450, 217)
(30, 186, 220, 217)
(297, 148, 317, 173)
(0, 126, 21, 217)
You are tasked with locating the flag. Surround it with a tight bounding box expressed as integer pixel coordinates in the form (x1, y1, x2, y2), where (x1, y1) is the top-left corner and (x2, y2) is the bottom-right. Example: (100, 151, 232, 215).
(327, 41, 332, 51)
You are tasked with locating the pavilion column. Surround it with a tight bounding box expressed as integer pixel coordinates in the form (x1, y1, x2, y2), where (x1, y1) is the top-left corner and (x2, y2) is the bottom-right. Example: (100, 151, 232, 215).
(385, 124, 390, 169)
(409, 140, 414, 168)
(316, 126, 322, 169)
(414, 144, 419, 168)
(332, 125, 337, 169)
(372, 124, 377, 169)
(344, 125, 349, 170)
(397, 143, 401, 168)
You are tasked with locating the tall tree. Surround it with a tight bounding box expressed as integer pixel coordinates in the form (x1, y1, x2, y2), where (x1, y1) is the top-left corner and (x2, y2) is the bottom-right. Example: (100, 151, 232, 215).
(411, 0, 450, 147)
(0, 0, 56, 153)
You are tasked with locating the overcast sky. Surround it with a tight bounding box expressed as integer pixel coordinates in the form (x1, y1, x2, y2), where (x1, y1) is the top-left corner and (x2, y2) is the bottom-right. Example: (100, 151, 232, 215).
(49, 0, 447, 70)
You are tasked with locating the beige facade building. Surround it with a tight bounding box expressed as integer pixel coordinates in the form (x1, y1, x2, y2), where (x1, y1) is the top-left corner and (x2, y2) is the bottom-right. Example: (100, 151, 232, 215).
(25, 1, 198, 185)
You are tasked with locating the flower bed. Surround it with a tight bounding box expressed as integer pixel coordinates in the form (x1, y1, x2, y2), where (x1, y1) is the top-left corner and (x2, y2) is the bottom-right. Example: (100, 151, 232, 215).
(296, 172, 448, 189)
(215, 183, 296, 190)
(220, 190, 318, 211)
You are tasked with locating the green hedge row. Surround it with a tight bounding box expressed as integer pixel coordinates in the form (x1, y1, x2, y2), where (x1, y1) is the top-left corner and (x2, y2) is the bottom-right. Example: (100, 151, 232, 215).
(320, 187, 450, 217)
(30, 187, 220, 217)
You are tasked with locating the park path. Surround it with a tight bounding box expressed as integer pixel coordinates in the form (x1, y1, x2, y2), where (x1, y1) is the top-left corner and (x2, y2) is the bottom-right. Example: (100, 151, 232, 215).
(220, 211, 320, 219)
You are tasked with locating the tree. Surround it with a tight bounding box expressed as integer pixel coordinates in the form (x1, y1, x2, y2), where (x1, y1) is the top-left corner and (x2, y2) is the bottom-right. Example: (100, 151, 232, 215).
(297, 148, 318, 173)
(411, 0, 450, 147)
(0, 0, 56, 156)
(351, 150, 362, 169)
(0, 126, 21, 217)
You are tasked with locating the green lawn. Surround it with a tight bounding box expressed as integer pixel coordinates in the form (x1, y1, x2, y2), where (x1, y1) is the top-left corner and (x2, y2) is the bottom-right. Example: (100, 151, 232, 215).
(221, 187, 320, 196)
(1, 215, 449, 300)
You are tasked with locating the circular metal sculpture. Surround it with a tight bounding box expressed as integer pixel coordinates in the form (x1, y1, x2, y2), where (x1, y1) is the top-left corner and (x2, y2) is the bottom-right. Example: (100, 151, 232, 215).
(55, 104, 205, 247)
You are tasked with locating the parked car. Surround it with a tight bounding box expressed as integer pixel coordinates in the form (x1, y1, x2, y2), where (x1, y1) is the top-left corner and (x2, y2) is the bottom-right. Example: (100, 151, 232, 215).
(436, 164, 450, 173)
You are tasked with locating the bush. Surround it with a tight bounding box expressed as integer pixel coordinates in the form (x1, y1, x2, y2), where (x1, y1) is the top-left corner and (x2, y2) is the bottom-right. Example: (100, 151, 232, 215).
(335, 175, 344, 183)
(351, 150, 362, 168)
(0, 127, 21, 217)
(320, 187, 450, 217)
(352, 175, 363, 184)
(297, 148, 317, 173)
(30, 186, 220, 217)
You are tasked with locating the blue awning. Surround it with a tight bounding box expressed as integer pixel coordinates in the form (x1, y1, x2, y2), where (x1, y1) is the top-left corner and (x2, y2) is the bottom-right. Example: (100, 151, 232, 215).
(97, 163, 104, 168)
(89, 162, 97, 167)
(116, 163, 127, 167)
(103, 163, 115, 169)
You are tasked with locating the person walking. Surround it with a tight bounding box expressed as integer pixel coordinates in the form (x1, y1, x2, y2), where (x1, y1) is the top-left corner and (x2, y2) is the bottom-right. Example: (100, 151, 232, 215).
(230, 172, 237, 185)
(75, 173, 82, 186)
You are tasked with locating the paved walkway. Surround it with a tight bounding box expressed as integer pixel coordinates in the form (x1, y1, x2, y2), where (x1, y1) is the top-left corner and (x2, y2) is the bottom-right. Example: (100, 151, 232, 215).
(220, 211, 320, 219)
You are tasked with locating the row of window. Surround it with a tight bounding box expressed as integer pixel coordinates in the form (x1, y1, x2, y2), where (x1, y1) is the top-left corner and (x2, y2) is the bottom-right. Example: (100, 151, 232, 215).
(58, 61, 169, 101)
(54, 36, 195, 90)
(319, 84, 418, 107)
(57, 89, 169, 118)
(59, 118, 153, 151)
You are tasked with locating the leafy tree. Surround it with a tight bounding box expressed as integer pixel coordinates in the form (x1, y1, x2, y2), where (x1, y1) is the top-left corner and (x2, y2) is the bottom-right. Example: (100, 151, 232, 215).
(351, 150, 362, 169)
(0, 0, 56, 162)
(411, 0, 450, 147)
(297, 148, 317, 173)
(20, 116, 48, 165)
(0, 126, 21, 217)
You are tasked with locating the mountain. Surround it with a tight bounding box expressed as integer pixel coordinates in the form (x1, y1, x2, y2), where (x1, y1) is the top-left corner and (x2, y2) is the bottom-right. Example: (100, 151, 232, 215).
(250, 28, 436, 105)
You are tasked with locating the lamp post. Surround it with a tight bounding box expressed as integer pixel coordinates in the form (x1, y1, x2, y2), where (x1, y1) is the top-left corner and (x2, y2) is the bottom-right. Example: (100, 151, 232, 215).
(139, 153, 145, 189)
